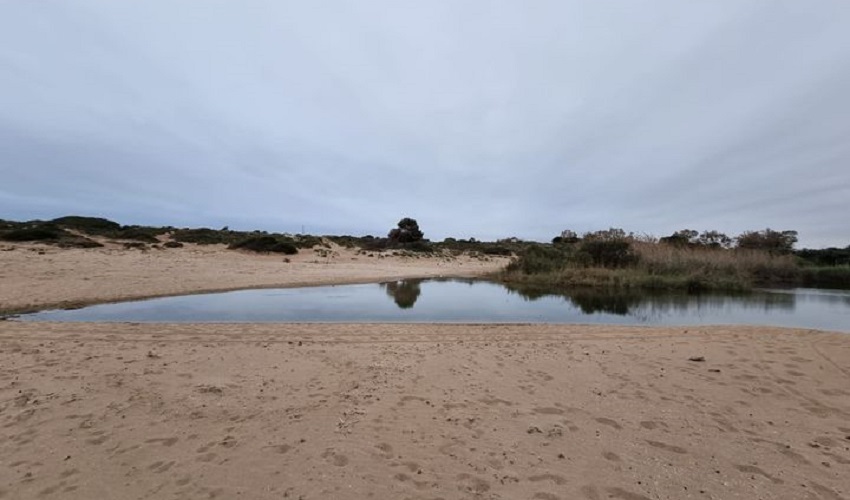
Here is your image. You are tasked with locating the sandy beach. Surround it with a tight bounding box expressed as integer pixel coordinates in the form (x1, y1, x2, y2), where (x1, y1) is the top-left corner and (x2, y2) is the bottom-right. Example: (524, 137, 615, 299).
(1, 243, 849, 499)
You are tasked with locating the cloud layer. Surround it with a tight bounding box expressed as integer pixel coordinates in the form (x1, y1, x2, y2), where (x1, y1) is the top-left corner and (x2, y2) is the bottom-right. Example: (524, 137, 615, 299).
(2, 1, 849, 247)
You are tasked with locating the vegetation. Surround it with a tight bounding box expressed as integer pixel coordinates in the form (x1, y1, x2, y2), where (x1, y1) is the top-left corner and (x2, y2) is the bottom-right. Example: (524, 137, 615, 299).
(2, 215, 846, 291)
(388, 217, 425, 244)
(228, 236, 298, 254)
(502, 227, 845, 291)
(0, 221, 103, 248)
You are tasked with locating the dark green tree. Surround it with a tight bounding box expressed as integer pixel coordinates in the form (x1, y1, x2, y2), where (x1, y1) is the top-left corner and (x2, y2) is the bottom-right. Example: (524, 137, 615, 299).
(388, 217, 424, 244)
(736, 229, 798, 254)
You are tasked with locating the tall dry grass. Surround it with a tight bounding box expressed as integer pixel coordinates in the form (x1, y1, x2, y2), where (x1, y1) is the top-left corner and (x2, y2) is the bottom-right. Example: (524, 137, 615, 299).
(500, 241, 802, 291)
(632, 242, 800, 287)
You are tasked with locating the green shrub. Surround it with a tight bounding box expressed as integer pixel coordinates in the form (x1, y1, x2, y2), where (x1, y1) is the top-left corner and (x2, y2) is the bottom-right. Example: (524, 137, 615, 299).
(506, 244, 571, 274)
(173, 228, 238, 245)
(481, 245, 513, 256)
(114, 227, 162, 243)
(1, 227, 63, 241)
(579, 239, 637, 268)
(51, 216, 121, 235)
(800, 266, 850, 289)
(229, 236, 298, 254)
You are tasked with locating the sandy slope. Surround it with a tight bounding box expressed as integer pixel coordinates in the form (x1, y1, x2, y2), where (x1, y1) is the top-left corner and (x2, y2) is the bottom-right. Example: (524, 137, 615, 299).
(1, 243, 849, 499)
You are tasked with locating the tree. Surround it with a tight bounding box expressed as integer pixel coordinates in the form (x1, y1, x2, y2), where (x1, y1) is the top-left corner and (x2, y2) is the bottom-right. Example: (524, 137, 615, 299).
(697, 230, 732, 249)
(553, 229, 579, 245)
(583, 228, 630, 241)
(388, 217, 424, 244)
(659, 229, 731, 249)
(736, 229, 798, 254)
(659, 229, 698, 247)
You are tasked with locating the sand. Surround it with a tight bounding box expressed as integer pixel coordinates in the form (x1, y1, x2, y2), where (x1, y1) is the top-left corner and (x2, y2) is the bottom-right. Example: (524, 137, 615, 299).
(1, 242, 849, 500)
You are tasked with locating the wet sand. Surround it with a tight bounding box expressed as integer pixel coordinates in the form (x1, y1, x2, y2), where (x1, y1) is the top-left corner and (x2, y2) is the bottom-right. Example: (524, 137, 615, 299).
(1, 243, 849, 499)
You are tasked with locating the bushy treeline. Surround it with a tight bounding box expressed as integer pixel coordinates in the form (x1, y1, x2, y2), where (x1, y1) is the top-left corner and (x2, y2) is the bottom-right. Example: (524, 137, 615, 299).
(0, 216, 323, 255)
(503, 227, 849, 291)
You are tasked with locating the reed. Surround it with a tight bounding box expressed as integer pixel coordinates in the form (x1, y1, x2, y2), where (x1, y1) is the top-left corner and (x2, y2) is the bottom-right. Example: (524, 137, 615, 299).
(501, 241, 802, 291)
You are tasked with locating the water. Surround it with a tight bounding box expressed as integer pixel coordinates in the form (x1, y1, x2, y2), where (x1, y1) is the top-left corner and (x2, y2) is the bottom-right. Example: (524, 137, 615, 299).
(18, 278, 850, 331)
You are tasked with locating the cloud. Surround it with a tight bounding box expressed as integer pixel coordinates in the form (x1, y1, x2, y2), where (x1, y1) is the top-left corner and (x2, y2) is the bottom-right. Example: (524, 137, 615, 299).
(1, 1, 849, 247)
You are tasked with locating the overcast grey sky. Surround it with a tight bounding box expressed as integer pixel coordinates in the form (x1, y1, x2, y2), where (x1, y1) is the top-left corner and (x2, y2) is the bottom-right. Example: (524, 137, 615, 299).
(2, 1, 849, 247)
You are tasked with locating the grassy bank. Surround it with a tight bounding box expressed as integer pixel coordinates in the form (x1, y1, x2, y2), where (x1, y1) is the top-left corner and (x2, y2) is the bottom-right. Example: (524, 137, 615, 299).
(499, 241, 817, 292)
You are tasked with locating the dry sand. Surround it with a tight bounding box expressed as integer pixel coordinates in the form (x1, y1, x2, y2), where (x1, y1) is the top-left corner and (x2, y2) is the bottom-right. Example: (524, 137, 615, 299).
(1, 243, 849, 500)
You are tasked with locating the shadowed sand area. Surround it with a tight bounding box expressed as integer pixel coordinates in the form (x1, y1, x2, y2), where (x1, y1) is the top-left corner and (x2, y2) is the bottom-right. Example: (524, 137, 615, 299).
(1, 243, 849, 499)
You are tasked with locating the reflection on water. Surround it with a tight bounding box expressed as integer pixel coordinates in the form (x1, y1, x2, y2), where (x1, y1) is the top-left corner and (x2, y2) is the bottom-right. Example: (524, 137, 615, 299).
(381, 279, 422, 309)
(19, 278, 850, 332)
(502, 283, 795, 318)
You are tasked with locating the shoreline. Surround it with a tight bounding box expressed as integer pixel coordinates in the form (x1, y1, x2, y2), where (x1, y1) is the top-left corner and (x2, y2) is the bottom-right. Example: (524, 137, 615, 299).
(0, 241, 509, 315)
(1, 274, 488, 317)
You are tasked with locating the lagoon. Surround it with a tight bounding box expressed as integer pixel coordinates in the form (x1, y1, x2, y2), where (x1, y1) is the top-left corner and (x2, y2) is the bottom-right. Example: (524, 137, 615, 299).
(19, 278, 850, 332)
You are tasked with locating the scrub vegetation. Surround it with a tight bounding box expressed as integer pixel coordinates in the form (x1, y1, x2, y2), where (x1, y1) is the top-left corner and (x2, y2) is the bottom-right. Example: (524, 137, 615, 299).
(501, 228, 850, 291)
(2, 216, 847, 289)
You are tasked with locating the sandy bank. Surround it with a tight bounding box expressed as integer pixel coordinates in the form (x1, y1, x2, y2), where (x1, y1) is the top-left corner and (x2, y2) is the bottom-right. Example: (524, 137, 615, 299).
(1, 322, 848, 499)
(0, 242, 508, 314)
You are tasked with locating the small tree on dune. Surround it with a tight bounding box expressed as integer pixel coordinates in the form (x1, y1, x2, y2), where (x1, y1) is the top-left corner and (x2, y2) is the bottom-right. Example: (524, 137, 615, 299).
(388, 218, 424, 244)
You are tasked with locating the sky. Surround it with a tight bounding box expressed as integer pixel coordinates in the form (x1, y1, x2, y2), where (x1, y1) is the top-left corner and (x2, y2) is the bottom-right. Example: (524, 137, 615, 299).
(1, 1, 849, 248)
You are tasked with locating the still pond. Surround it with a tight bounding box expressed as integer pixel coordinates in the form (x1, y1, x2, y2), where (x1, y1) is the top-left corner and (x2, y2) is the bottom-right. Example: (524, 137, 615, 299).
(19, 278, 850, 332)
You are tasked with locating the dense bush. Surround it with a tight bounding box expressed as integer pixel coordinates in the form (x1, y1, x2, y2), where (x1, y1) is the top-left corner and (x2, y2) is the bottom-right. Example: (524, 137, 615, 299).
(480, 245, 513, 256)
(799, 266, 850, 289)
(796, 247, 850, 267)
(173, 228, 239, 245)
(1, 226, 63, 241)
(51, 216, 120, 235)
(292, 234, 326, 249)
(579, 239, 637, 268)
(163, 241, 184, 248)
(229, 236, 298, 254)
(506, 244, 571, 274)
(113, 227, 162, 243)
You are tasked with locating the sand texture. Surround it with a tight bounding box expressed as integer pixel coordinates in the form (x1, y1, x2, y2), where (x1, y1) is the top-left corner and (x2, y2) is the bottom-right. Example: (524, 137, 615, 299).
(1, 243, 849, 499)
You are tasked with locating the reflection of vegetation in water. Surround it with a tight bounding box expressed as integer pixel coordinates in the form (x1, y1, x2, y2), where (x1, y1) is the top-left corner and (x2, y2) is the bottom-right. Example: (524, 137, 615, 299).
(381, 279, 423, 309)
(501, 282, 796, 317)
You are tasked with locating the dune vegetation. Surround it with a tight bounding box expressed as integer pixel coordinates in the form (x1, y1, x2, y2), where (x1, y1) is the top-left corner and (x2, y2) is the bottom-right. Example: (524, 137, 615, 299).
(2, 216, 848, 290)
(500, 228, 850, 291)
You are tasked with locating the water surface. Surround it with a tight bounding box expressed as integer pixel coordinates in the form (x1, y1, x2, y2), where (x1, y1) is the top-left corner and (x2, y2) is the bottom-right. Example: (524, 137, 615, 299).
(20, 279, 850, 332)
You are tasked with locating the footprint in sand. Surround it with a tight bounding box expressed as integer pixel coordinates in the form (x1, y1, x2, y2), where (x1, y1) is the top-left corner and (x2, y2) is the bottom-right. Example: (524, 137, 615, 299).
(146, 437, 179, 447)
(528, 473, 568, 485)
(455, 473, 490, 494)
(374, 442, 393, 459)
(734, 464, 783, 484)
(605, 487, 652, 500)
(532, 493, 560, 500)
(595, 417, 622, 430)
(321, 449, 349, 467)
(646, 440, 687, 454)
